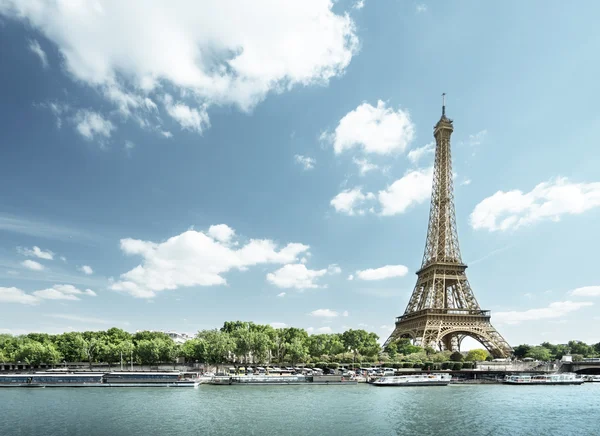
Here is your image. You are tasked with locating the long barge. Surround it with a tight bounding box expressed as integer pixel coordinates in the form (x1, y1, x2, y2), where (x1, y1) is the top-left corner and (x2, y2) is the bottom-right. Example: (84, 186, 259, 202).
(0, 371, 199, 388)
(208, 375, 357, 385)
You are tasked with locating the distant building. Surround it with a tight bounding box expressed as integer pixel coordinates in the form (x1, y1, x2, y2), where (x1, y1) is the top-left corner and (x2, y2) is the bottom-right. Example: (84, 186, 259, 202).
(135, 330, 192, 344)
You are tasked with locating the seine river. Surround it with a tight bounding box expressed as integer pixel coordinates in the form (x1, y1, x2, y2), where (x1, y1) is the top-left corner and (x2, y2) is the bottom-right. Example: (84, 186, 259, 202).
(1, 384, 599, 435)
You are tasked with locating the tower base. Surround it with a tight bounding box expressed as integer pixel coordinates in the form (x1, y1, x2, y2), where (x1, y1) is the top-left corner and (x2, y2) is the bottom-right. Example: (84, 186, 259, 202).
(384, 309, 512, 358)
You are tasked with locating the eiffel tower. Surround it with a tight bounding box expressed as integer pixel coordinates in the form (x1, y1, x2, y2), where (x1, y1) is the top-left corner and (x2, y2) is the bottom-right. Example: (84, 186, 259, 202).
(383, 95, 512, 358)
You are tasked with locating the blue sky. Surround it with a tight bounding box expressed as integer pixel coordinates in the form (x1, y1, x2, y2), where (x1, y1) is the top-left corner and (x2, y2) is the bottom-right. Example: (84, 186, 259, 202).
(1, 0, 599, 347)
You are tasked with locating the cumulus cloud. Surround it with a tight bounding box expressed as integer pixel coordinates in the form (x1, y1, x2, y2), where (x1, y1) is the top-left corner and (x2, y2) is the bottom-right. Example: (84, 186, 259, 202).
(0, 1, 359, 136)
(0, 287, 39, 305)
(570, 286, 600, 297)
(17, 246, 54, 260)
(330, 168, 432, 216)
(294, 155, 316, 170)
(352, 157, 378, 175)
(494, 301, 593, 325)
(330, 188, 375, 215)
(277, 292, 286, 297)
(21, 260, 44, 271)
(378, 167, 433, 216)
(110, 226, 309, 298)
(74, 110, 114, 140)
(416, 4, 428, 13)
(164, 94, 210, 133)
(208, 224, 235, 243)
(342, 310, 349, 317)
(270, 322, 287, 328)
(310, 309, 339, 317)
(28, 39, 48, 68)
(33, 284, 97, 301)
(322, 100, 414, 155)
(354, 265, 409, 281)
(317, 326, 333, 333)
(470, 177, 600, 232)
(407, 142, 434, 164)
(353, 0, 365, 10)
(0, 284, 96, 304)
(267, 264, 328, 290)
(79, 265, 94, 275)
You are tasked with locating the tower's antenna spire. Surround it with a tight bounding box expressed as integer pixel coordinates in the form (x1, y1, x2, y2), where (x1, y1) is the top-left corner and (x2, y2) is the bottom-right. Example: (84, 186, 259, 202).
(442, 92, 446, 116)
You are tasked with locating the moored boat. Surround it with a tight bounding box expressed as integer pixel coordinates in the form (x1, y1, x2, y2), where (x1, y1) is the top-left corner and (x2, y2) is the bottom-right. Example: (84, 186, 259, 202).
(503, 373, 584, 385)
(0, 373, 103, 387)
(0, 371, 199, 388)
(370, 373, 451, 387)
(583, 375, 600, 383)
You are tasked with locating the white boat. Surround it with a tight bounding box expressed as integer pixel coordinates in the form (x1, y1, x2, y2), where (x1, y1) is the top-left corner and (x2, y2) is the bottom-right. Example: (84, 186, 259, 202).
(583, 375, 600, 382)
(102, 372, 199, 387)
(503, 373, 584, 385)
(371, 373, 451, 387)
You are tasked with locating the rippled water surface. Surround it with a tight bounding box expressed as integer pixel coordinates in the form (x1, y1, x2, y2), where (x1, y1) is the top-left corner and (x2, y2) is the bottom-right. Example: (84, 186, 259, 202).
(1, 384, 599, 436)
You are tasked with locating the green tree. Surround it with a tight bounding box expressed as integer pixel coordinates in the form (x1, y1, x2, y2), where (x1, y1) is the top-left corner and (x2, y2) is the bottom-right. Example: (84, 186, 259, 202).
(198, 329, 235, 371)
(392, 338, 423, 356)
(465, 349, 489, 362)
(450, 351, 464, 362)
(568, 340, 592, 357)
(513, 344, 531, 359)
(181, 339, 207, 363)
(55, 332, 85, 362)
(526, 346, 551, 361)
(286, 337, 308, 366)
(136, 339, 160, 366)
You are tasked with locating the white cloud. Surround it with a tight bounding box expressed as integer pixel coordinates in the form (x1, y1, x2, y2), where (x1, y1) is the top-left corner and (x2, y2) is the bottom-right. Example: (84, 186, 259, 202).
(347, 274, 354, 281)
(294, 155, 316, 170)
(353, 0, 365, 10)
(0, 284, 96, 304)
(0, 287, 39, 305)
(378, 167, 433, 216)
(270, 322, 287, 328)
(352, 157, 378, 175)
(460, 178, 472, 186)
(17, 246, 54, 260)
(494, 301, 593, 325)
(33, 284, 96, 301)
(327, 264, 342, 275)
(355, 264, 409, 281)
(330, 187, 375, 215)
(277, 292, 286, 297)
(310, 309, 339, 317)
(111, 226, 309, 298)
(470, 177, 600, 232)
(124, 140, 135, 151)
(323, 100, 414, 155)
(74, 110, 114, 140)
(306, 327, 315, 333)
(208, 224, 235, 243)
(161, 131, 173, 138)
(407, 142, 434, 164)
(570, 286, 600, 297)
(1, 1, 358, 135)
(60, 256, 67, 262)
(79, 265, 94, 275)
(164, 94, 210, 133)
(28, 39, 48, 68)
(317, 326, 333, 333)
(416, 4, 427, 13)
(267, 264, 328, 290)
(21, 260, 44, 271)
(342, 310, 349, 317)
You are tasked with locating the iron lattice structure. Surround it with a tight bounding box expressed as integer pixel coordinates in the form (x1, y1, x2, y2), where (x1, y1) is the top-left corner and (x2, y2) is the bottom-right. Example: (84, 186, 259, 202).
(384, 100, 512, 358)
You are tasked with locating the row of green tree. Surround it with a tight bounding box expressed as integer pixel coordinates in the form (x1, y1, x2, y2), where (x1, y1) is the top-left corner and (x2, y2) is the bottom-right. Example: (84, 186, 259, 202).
(2, 322, 598, 367)
(512, 341, 600, 362)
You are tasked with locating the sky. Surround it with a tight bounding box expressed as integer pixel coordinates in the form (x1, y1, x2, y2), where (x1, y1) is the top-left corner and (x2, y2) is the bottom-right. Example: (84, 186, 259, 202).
(1, 0, 599, 348)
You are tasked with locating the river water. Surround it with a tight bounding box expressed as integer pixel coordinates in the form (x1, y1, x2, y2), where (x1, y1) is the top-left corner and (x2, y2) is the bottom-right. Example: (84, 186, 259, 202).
(1, 384, 599, 436)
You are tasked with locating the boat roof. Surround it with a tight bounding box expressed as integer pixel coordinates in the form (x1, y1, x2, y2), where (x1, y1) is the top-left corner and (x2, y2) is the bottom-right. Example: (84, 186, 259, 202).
(106, 372, 180, 375)
(0, 373, 102, 377)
